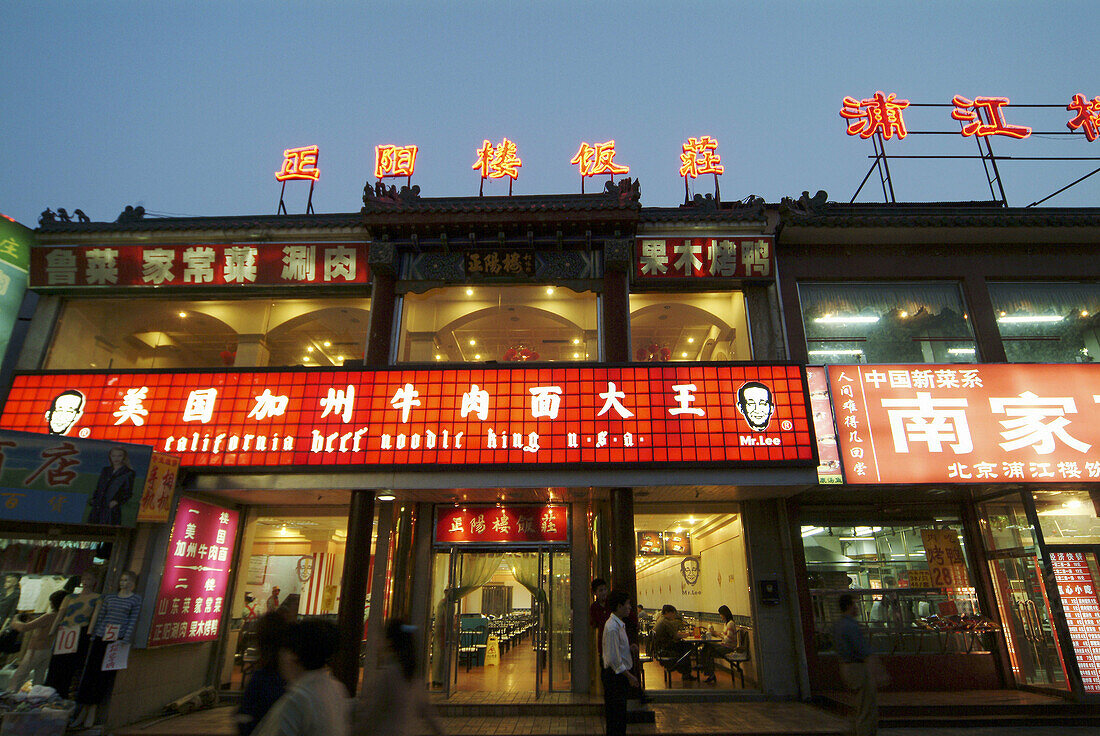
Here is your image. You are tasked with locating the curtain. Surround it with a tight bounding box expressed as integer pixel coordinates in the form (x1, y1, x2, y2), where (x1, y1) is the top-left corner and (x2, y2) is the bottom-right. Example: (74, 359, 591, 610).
(429, 553, 503, 685)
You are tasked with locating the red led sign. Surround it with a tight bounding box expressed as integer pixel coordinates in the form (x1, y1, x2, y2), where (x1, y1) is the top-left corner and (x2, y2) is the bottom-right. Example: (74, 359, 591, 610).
(571, 140, 629, 177)
(0, 365, 814, 470)
(1068, 94, 1100, 142)
(275, 146, 320, 181)
(679, 136, 724, 178)
(374, 144, 418, 179)
(435, 505, 568, 545)
(840, 91, 910, 140)
(635, 237, 772, 279)
(30, 243, 369, 288)
(951, 95, 1030, 139)
(473, 138, 522, 180)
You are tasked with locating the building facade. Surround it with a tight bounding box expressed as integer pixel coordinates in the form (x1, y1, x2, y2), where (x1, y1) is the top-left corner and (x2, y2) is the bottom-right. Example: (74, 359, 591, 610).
(1, 189, 1099, 724)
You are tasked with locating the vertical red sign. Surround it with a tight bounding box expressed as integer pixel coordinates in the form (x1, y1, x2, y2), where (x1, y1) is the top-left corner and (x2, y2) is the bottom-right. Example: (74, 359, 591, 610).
(148, 498, 238, 647)
(1050, 551, 1100, 693)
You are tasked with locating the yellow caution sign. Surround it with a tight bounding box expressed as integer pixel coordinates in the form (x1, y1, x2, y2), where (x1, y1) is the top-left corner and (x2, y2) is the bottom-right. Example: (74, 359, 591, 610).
(485, 635, 500, 666)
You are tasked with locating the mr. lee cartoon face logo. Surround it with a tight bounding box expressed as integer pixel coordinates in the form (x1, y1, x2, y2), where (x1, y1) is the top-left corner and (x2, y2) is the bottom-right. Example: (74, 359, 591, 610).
(736, 381, 774, 432)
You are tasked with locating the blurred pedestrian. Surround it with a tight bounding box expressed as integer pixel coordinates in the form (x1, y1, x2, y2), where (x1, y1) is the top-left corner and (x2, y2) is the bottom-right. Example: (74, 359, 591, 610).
(254, 619, 349, 736)
(834, 593, 880, 736)
(353, 619, 445, 736)
(236, 613, 288, 736)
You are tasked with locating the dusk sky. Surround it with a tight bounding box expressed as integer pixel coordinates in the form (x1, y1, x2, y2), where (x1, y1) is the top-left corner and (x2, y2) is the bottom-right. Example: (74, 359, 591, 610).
(3, 2, 1097, 227)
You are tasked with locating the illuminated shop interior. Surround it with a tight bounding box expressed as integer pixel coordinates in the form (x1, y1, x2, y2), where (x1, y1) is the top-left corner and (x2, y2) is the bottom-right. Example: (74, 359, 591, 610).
(629, 292, 750, 362)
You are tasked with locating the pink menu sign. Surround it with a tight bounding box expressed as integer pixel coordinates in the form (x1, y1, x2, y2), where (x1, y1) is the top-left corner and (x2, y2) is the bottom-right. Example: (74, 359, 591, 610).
(148, 497, 238, 647)
(1050, 551, 1100, 693)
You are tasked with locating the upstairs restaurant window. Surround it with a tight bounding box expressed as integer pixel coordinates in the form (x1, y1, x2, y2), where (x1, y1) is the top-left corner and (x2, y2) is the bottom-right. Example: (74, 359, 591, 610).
(44, 297, 371, 369)
(798, 282, 977, 365)
(988, 282, 1100, 363)
(397, 285, 598, 363)
(629, 292, 750, 362)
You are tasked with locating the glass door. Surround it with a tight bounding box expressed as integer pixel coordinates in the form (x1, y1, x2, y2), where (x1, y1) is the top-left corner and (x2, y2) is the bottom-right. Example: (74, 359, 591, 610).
(988, 552, 1068, 689)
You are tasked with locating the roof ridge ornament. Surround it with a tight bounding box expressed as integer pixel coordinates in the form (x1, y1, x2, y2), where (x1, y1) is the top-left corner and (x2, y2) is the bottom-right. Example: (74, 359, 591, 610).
(780, 190, 829, 216)
(603, 177, 640, 205)
(362, 181, 422, 209)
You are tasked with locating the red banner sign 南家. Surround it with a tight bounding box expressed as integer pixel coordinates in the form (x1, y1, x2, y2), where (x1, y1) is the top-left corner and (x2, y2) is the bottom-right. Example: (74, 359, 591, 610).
(828, 364, 1100, 484)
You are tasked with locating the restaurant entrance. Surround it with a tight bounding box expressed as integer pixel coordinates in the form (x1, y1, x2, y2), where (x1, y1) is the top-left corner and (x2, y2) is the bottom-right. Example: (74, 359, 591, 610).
(429, 546, 572, 697)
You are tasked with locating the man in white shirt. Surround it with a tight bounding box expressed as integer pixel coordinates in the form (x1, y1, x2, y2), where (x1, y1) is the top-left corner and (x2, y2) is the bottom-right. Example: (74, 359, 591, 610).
(601, 590, 639, 736)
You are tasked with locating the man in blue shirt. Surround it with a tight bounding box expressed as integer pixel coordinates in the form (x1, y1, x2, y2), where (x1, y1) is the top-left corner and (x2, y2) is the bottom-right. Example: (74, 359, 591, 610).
(833, 594, 878, 736)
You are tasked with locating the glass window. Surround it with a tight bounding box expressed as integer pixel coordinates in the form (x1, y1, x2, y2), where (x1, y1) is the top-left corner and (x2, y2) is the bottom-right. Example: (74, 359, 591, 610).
(629, 292, 750, 362)
(45, 297, 371, 369)
(801, 521, 988, 657)
(979, 494, 1037, 551)
(397, 285, 597, 363)
(799, 282, 977, 364)
(1034, 489, 1100, 545)
(988, 282, 1100, 363)
(634, 507, 756, 688)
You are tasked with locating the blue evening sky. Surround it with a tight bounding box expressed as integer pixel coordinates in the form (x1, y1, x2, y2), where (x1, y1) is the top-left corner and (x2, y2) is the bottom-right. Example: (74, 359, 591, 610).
(2, 1, 1096, 227)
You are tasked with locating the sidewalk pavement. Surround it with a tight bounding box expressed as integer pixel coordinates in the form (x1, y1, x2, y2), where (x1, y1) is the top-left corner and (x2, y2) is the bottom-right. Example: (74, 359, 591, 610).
(108, 702, 1100, 736)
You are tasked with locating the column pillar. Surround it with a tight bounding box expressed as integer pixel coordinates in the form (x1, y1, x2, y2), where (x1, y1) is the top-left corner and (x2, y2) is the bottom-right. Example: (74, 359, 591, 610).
(570, 499, 592, 692)
(601, 239, 632, 363)
(333, 489, 375, 694)
(389, 504, 416, 620)
(363, 501, 396, 673)
(365, 241, 397, 365)
(609, 487, 637, 639)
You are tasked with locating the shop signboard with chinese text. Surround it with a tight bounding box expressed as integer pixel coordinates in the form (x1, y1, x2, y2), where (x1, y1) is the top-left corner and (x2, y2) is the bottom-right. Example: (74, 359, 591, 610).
(635, 237, 772, 280)
(827, 364, 1100, 484)
(1, 364, 814, 470)
(807, 367, 843, 484)
(30, 243, 369, 288)
(0, 429, 155, 526)
(435, 505, 567, 545)
(137, 452, 180, 523)
(148, 497, 238, 647)
(1050, 551, 1100, 693)
(0, 218, 31, 362)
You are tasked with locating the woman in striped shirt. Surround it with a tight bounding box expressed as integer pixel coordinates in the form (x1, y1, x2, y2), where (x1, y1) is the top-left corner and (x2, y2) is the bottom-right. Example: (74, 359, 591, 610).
(72, 571, 143, 730)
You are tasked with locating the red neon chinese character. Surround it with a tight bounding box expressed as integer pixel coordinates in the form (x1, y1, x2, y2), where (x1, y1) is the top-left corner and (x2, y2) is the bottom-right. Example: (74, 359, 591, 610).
(570, 140, 629, 177)
(839, 92, 910, 140)
(274, 146, 320, 181)
(24, 442, 80, 487)
(374, 145, 418, 179)
(679, 136, 724, 178)
(472, 138, 523, 180)
(951, 96, 1031, 139)
(1067, 94, 1100, 142)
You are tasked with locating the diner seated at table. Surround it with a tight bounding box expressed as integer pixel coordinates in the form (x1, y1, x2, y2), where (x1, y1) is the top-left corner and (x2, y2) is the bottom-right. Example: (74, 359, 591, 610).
(654, 605, 711, 682)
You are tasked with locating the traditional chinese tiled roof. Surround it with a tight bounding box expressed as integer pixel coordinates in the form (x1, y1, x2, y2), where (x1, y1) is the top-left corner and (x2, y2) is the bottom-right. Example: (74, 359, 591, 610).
(35, 212, 365, 237)
(781, 201, 1100, 228)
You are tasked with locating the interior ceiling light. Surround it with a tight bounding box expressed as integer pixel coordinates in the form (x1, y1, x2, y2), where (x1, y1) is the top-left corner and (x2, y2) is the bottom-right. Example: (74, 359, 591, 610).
(466, 288, 474, 296)
(546, 287, 555, 295)
(687, 337, 694, 343)
(307, 346, 314, 352)
(997, 315, 1064, 324)
(813, 315, 880, 324)
(323, 341, 331, 347)
(377, 492, 396, 501)
(468, 339, 476, 346)
(178, 312, 187, 318)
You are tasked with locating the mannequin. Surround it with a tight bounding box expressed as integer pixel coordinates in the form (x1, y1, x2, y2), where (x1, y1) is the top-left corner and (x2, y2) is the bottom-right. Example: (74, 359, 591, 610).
(45, 568, 102, 698)
(72, 571, 142, 729)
